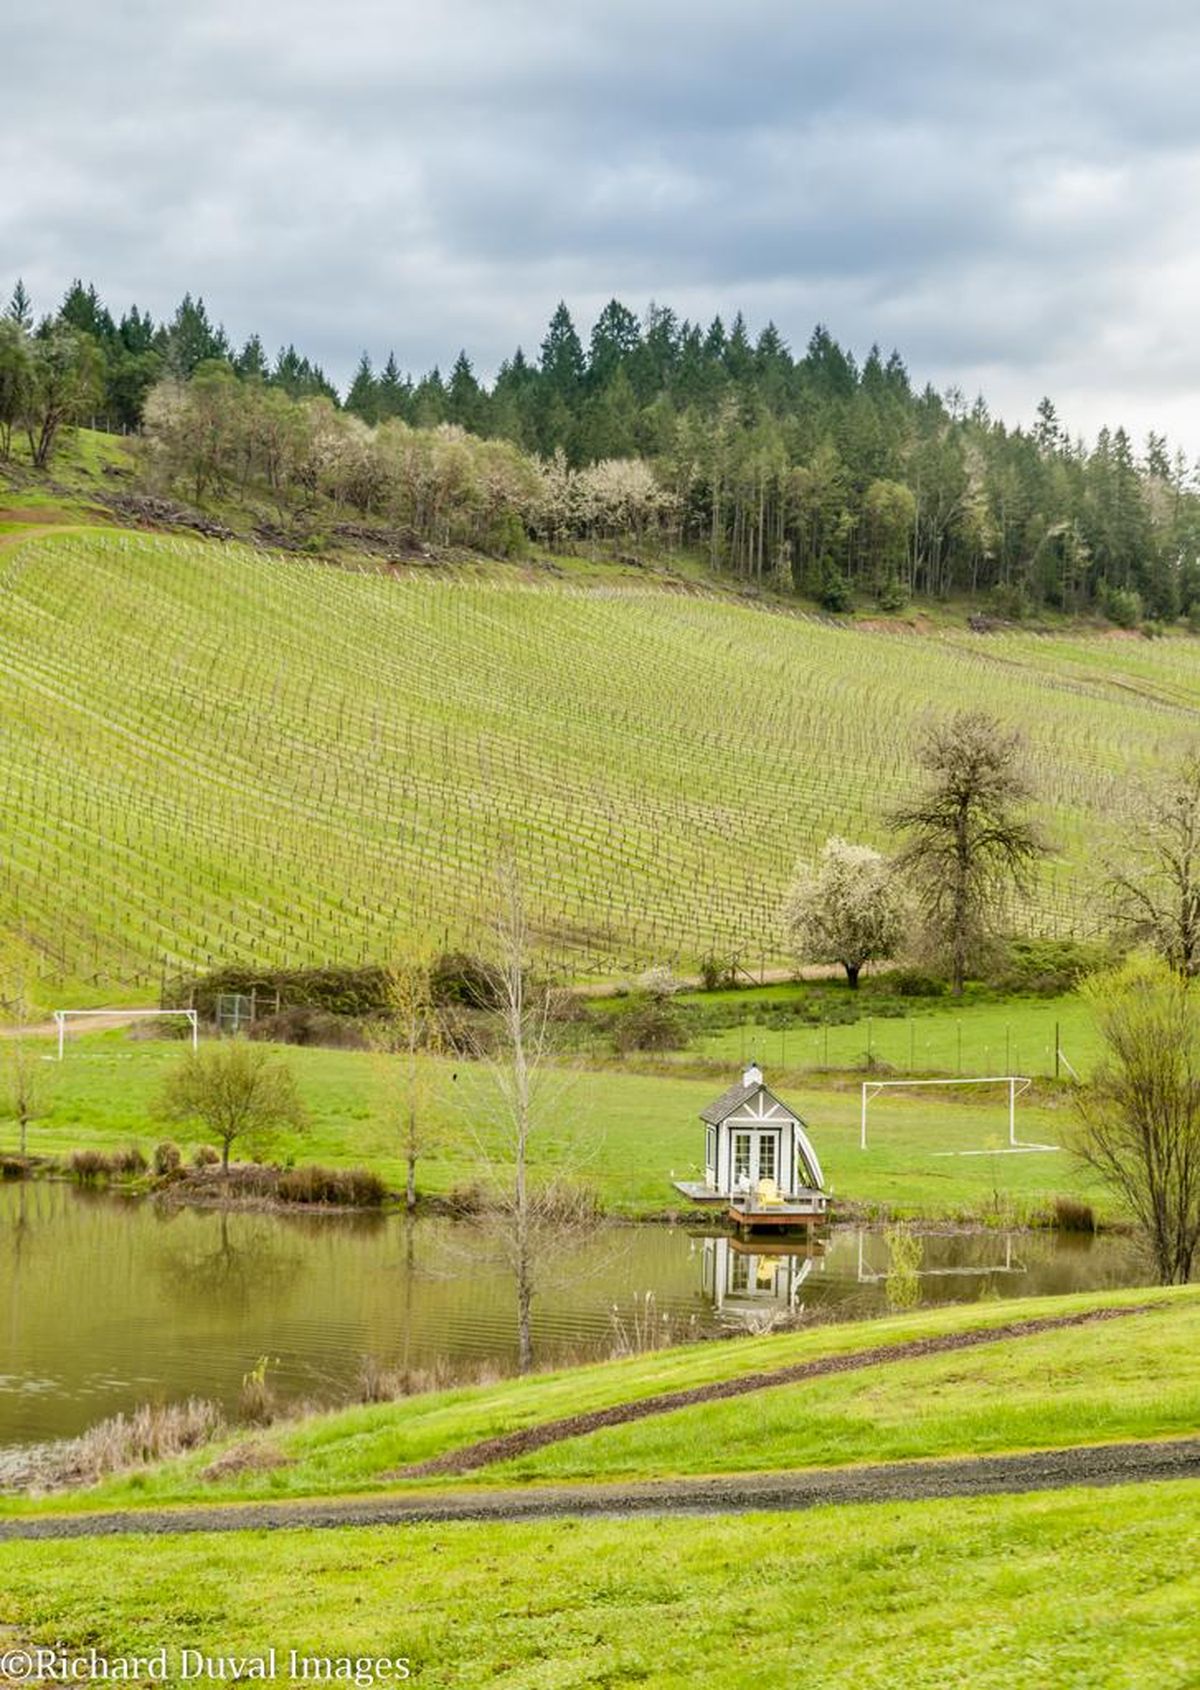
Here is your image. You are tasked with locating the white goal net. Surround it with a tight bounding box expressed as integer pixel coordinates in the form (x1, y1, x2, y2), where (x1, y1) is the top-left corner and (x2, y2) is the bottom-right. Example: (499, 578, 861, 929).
(859, 1075, 1059, 1155)
(52, 1008, 199, 1060)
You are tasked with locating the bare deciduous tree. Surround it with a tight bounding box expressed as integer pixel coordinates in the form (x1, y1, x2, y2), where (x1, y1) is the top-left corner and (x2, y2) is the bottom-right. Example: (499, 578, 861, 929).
(160, 1039, 307, 1171)
(890, 711, 1046, 995)
(1106, 754, 1200, 974)
(467, 859, 592, 1374)
(783, 836, 906, 988)
(0, 966, 51, 1157)
(1076, 956, 1200, 1285)
(0, 1032, 50, 1156)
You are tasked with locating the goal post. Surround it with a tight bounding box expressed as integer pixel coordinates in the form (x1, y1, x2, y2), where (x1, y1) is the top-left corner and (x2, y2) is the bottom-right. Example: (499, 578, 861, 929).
(52, 1008, 199, 1061)
(859, 1075, 1058, 1155)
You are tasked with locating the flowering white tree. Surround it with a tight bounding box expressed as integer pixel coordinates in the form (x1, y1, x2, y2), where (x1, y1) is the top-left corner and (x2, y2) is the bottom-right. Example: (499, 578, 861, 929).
(783, 836, 906, 988)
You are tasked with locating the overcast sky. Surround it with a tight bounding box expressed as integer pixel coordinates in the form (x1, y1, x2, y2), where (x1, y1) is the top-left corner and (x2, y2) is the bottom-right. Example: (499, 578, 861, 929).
(6, 0, 1200, 451)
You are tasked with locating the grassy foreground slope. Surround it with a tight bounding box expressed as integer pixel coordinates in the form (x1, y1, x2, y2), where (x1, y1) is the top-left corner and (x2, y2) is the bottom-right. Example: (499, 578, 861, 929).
(5, 1485, 1200, 1688)
(4, 1293, 1200, 1688)
(2, 521, 1200, 990)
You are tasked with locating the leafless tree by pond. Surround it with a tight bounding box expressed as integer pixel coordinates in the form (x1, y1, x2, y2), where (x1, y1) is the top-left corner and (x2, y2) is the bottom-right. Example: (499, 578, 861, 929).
(463, 858, 600, 1373)
(1076, 956, 1200, 1285)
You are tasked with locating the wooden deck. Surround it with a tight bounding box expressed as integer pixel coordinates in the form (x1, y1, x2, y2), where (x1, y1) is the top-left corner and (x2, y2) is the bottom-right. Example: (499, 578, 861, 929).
(727, 1191, 827, 1231)
(672, 1180, 727, 1204)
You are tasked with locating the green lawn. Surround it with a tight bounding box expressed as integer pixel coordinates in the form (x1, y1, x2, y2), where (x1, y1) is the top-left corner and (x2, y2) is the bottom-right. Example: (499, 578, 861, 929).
(4, 1483, 1200, 1687)
(16, 1029, 1106, 1219)
(8, 1286, 1187, 1516)
(681, 988, 1100, 1078)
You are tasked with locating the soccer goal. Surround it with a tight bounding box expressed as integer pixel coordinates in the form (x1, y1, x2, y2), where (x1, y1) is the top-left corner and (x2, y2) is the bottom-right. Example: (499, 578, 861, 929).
(859, 1075, 1059, 1155)
(52, 1008, 199, 1061)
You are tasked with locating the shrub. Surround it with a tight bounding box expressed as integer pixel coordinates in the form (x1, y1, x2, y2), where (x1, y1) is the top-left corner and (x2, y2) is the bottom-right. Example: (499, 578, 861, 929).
(1103, 585, 1142, 628)
(876, 573, 908, 613)
(167, 964, 395, 1021)
(698, 953, 739, 991)
(113, 1145, 147, 1176)
(0, 1155, 29, 1180)
(153, 1141, 182, 1176)
(444, 1182, 485, 1216)
(991, 938, 1112, 996)
(612, 994, 690, 1052)
(249, 1005, 367, 1049)
(276, 1164, 386, 1207)
(428, 951, 499, 1008)
(193, 1144, 221, 1168)
(69, 1149, 112, 1183)
(887, 967, 948, 998)
(818, 564, 853, 613)
(1053, 1195, 1096, 1233)
(239, 1356, 279, 1427)
(989, 581, 1030, 621)
(62, 1398, 225, 1488)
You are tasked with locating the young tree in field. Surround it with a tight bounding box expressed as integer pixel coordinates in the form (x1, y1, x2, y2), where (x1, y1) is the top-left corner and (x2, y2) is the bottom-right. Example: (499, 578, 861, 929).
(0, 956, 51, 1157)
(0, 997, 51, 1157)
(1076, 956, 1200, 1284)
(1106, 754, 1200, 974)
(782, 836, 906, 988)
(160, 1039, 307, 1171)
(890, 711, 1046, 995)
(0, 1039, 50, 1157)
(369, 952, 444, 1212)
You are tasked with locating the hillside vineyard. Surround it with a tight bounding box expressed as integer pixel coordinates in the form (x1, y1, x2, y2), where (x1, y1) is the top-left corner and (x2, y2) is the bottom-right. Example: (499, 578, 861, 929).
(2, 529, 1195, 989)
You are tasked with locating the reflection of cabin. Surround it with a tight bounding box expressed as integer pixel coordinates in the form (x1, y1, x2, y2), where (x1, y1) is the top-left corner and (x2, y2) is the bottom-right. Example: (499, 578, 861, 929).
(674, 1064, 829, 1228)
(701, 1235, 822, 1318)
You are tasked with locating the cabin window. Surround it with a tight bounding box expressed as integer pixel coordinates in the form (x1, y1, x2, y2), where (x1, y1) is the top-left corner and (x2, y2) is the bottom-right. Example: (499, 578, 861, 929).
(733, 1133, 752, 1183)
(705, 1126, 716, 1170)
(757, 1135, 777, 1183)
(729, 1253, 751, 1292)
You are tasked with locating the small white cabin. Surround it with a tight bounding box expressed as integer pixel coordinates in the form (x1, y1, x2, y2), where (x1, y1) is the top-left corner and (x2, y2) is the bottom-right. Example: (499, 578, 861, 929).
(697, 1064, 826, 1211)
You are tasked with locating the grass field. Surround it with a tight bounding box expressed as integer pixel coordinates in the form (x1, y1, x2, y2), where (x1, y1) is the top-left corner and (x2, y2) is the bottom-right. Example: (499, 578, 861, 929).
(4, 1291, 1200, 1689)
(680, 985, 1100, 1077)
(7, 1285, 1185, 1515)
(15, 1028, 1106, 1218)
(2, 509, 1199, 995)
(3, 1482, 1198, 1689)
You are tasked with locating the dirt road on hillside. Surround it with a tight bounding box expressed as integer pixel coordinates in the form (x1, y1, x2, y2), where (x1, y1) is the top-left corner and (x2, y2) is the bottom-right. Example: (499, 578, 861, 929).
(0, 1012, 147, 1040)
(394, 1303, 1158, 1479)
(3, 1438, 1198, 1539)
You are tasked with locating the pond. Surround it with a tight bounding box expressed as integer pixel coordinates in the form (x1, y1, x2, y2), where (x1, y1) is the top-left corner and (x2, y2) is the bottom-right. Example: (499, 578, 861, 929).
(0, 1182, 1149, 1447)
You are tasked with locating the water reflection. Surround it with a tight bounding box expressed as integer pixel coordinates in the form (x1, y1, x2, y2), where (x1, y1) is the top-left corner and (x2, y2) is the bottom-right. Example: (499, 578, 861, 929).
(701, 1235, 822, 1320)
(0, 1183, 1149, 1446)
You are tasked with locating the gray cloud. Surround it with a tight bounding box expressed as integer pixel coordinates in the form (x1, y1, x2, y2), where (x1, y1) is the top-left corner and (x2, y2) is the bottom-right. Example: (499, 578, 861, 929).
(4, 0, 1200, 449)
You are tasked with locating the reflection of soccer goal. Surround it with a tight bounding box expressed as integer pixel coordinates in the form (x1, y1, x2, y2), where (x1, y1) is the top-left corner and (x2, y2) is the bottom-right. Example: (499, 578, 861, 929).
(52, 1009, 199, 1061)
(859, 1076, 1059, 1155)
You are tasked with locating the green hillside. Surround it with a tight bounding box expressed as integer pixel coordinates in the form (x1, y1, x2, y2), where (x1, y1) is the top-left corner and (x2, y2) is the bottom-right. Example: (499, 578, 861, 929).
(2, 516, 1199, 990)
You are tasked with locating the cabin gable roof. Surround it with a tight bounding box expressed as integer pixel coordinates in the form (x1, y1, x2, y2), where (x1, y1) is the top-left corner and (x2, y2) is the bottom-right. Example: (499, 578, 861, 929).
(699, 1080, 803, 1127)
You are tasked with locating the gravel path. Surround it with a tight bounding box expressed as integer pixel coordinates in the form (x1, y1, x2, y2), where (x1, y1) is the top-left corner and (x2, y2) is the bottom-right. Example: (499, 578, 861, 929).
(3, 1439, 1198, 1539)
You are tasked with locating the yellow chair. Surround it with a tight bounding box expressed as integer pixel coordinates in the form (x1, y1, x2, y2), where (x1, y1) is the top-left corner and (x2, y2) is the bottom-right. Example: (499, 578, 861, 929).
(756, 1177, 784, 1207)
